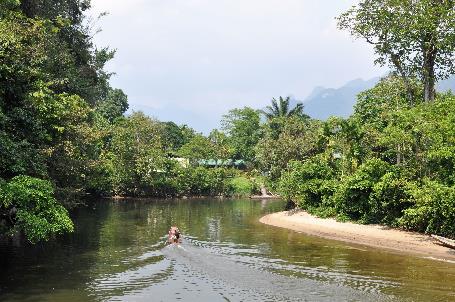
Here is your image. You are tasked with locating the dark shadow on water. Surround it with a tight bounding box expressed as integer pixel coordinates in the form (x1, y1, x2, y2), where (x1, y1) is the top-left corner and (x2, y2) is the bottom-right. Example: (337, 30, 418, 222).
(0, 198, 454, 302)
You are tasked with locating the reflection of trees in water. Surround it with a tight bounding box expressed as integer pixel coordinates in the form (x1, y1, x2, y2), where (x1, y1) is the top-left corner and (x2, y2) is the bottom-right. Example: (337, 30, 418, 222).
(89, 259, 174, 299)
(0, 200, 112, 301)
(3, 198, 452, 302)
(74, 199, 455, 302)
(207, 218, 222, 241)
(86, 199, 174, 300)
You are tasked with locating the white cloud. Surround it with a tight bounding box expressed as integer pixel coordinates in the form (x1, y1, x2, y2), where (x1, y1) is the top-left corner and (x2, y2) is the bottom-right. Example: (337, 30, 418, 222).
(90, 0, 148, 16)
(89, 0, 385, 132)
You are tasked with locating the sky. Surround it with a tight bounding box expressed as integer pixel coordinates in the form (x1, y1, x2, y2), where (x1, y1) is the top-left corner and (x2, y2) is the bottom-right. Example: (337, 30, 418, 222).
(89, 0, 386, 133)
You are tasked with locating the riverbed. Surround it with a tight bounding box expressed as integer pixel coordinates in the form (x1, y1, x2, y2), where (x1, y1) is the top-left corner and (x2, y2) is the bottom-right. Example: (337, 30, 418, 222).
(0, 198, 454, 301)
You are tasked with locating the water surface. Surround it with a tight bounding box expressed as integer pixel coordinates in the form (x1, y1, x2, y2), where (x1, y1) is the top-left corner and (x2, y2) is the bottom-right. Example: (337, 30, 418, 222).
(0, 198, 454, 301)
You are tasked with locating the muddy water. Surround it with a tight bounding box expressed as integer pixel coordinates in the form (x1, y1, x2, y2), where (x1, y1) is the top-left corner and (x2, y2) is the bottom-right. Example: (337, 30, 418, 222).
(0, 198, 454, 301)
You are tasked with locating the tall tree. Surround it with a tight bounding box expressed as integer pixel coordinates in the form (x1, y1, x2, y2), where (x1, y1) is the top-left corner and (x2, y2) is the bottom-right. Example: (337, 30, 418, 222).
(178, 135, 215, 166)
(337, 0, 455, 102)
(160, 122, 195, 153)
(96, 88, 129, 123)
(255, 116, 320, 180)
(221, 107, 261, 163)
(0, 0, 125, 242)
(108, 112, 164, 195)
(0, 6, 82, 241)
(261, 96, 309, 120)
(208, 129, 233, 161)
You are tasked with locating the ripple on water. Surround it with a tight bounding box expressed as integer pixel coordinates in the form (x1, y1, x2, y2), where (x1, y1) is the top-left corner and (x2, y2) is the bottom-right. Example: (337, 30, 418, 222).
(95, 239, 396, 302)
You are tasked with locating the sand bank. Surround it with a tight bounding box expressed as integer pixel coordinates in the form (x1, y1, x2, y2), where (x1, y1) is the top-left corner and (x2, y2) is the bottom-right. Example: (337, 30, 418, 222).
(260, 211, 455, 262)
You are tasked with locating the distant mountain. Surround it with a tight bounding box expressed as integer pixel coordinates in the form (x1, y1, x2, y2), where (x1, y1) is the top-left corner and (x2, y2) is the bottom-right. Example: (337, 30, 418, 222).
(301, 77, 380, 120)
(301, 75, 455, 120)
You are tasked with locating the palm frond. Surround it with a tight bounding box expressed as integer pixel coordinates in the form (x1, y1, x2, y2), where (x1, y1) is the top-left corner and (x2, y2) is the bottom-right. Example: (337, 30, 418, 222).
(263, 96, 310, 120)
(289, 102, 310, 119)
(271, 98, 280, 115)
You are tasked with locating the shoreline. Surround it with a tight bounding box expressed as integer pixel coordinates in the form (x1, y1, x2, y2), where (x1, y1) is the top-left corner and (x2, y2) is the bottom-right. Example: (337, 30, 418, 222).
(107, 195, 251, 201)
(260, 211, 455, 262)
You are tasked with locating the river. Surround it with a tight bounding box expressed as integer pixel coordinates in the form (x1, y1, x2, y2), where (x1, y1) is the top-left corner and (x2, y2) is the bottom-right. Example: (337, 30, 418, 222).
(0, 198, 454, 301)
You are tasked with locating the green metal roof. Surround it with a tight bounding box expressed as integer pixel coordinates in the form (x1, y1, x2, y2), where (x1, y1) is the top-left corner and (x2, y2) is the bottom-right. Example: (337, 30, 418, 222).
(197, 159, 245, 166)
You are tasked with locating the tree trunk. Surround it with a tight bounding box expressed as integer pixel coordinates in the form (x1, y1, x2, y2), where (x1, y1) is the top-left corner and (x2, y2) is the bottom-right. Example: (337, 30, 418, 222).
(391, 53, 414, 105)
(423, 68, 436, 102)
(422, 33, 437, 102)
(260, 184, 268, 197)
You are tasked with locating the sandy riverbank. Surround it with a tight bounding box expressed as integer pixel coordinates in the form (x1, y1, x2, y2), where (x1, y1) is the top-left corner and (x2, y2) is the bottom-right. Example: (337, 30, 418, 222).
(260, 211, 455, 262)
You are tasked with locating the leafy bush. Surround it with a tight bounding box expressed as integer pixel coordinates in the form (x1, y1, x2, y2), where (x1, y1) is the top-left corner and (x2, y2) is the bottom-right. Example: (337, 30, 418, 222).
(175, 167, 237, 197)
(368, 172, 413, 225)
(333, 158, 392, 221)
(0, 176, 74, 243)
(227, 176, 254, 196)
(278, 158, 336, 209)
(398, 181, 455, 238)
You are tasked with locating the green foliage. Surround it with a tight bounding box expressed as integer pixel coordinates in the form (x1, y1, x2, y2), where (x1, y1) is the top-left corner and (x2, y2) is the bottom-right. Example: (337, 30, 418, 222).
(399, 181, 455, 238)
(256, 116, 320, 180)
(0, 176, 74, 243)
(277, 83, 455, 237)
(261, 96, 309, 121)
(337, 0, 455, 101)
(221, 107, 261, 163)
(2, 0, 455, 245)
(278, 158, 335, 209)
(368, 172, 413, 225)
(227, 176, 254, 196)
(320, 116, 366, 175)
(96, 88, 129, 123)
(208, 129, 233, 161)
(178, 134, 215, 165)
(106, 112, 165, 196)
(0, 0, 20, 15)
(174, 167, 237, 197)
(354, 76, 423, 128)
(333, 158, 392, 221)
(380, 93, 455, 179)
(160, 122, 194, 152)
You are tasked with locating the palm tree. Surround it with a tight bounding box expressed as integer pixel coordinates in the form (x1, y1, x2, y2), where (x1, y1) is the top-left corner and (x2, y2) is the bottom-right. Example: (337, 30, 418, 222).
(261, 96, 309, 120)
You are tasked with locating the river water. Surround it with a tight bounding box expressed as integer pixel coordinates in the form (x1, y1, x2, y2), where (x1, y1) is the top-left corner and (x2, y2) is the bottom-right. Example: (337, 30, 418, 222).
(0, 198, 454, 302)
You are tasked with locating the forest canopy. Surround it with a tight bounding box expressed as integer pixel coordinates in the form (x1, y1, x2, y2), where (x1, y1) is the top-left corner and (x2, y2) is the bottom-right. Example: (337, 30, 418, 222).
(1, 0, 454, 243)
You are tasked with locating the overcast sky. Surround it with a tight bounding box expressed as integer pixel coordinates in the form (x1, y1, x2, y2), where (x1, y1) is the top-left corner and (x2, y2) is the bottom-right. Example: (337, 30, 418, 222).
(89, 0, 386, 133)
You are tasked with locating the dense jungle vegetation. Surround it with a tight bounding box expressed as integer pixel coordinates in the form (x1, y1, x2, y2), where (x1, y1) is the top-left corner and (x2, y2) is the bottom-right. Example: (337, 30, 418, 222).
(1, 0, 454, 243)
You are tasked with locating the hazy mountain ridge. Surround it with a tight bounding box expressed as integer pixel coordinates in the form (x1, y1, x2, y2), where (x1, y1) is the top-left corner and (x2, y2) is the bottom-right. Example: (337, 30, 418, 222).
(301, 76, 455, 120)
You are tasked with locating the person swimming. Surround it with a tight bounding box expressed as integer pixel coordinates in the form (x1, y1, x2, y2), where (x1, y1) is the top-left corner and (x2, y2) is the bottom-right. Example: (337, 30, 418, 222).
(168, 226, 181, 244)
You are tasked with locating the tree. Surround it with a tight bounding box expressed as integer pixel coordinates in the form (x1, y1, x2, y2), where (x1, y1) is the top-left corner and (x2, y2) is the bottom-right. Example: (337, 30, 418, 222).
(96, 88, 129, 123)
(320, 117, 366, 176)
(352, 76, 424, 165)
(107, 112, 164, 195)
(19, 0, 90, 21)
(18, 0, 118, 108)
(381, 93, 455, 182)
(261, 96, 309, 120)
(0, 0, 130, 242)
(354, 76, 423, 128)
(160, 122, 195, 152)
(0, 176, 74, 243)
(337, 0, 455, 102)
(255, 116, 320, 180)
(208, 129, 233, 161)
(221, 107, 261, 163)
(0, 0, 20, 15)
(178, 135, 215, 166)
(0, 12, 51, 179)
